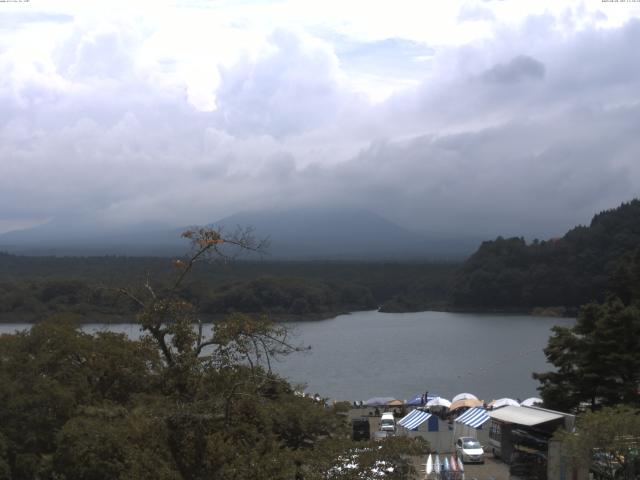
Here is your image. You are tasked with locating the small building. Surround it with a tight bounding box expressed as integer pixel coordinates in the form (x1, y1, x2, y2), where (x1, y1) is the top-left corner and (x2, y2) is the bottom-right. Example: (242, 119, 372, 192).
(487, 405, 575, 479)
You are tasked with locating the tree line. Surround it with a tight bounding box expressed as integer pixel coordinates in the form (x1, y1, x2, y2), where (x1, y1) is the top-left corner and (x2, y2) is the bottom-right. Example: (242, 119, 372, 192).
(0, 254, 457, 322)
(0, 277, 377, 322)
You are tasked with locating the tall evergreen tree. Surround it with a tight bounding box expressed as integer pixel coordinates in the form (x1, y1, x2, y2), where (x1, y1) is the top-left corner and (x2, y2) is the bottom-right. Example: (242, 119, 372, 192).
(534, 249, 640, 411)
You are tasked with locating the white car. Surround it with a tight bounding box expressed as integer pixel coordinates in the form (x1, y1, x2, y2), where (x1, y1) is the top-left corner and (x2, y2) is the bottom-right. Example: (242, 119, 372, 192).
(379, 412, 396, 433)
(455, 437, 485, 464)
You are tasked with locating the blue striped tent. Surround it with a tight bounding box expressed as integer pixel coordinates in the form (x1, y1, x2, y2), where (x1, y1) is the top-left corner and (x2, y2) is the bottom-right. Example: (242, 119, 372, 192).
(454, 408, 489, 428)
(398, 409, 432, 430)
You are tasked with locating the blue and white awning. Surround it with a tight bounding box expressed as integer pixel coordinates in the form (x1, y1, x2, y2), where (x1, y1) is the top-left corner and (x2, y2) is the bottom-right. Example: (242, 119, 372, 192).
(398, 409, 432, 430)
(454, 408, 489, 428)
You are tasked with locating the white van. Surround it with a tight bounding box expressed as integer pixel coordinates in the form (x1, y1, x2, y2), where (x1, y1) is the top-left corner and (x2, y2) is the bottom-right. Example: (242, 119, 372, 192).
(380, 412, 396, 433)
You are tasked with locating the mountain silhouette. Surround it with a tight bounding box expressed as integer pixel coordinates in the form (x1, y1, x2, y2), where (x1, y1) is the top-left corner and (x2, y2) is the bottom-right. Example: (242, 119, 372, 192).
(0, 208, 479, 259)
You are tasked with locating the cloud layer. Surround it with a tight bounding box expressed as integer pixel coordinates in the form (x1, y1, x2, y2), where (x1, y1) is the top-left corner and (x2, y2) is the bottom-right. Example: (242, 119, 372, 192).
(1, 2, 639, 238)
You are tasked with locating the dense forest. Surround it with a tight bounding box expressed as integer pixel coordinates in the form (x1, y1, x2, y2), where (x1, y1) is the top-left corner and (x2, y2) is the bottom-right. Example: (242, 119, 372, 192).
(0, 253, 457, 322)
(451, 199, 640, 312)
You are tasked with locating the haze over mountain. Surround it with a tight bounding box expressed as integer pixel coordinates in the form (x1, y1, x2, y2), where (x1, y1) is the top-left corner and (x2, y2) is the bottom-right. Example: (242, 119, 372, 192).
(211, 208, 481, 259)
(0, 208, 480, 259)
(0, 217, 181, 257)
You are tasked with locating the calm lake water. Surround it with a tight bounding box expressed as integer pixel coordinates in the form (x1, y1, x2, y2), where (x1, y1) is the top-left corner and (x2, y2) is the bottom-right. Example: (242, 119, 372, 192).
(0, 310, 574, 403)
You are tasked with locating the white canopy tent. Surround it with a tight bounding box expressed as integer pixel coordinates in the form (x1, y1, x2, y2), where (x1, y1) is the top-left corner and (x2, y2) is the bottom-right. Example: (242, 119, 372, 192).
(490, 398, 520, 408)
(451, 393, 478, 403)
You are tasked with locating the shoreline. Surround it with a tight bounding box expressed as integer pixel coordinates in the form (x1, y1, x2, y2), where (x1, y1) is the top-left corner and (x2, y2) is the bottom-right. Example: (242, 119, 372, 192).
(0, 305, 575, 325)
(0, 310, 353, 325)
(380, 304, 575, 318)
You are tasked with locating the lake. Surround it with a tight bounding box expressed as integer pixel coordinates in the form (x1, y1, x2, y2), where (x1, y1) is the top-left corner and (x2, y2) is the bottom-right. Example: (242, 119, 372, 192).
(0, 310, 574, 403)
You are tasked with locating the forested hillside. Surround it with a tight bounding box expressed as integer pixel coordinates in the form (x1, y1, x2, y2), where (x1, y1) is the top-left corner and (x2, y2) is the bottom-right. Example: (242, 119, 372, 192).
(451, 199, 640, 311)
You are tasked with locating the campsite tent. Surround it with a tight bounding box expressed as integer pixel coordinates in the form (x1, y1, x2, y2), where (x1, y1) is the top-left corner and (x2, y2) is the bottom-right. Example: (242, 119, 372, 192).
(398, 409, 432, 430)
(364, 397, 397, 407)
(452, 407, 490, 447)
(398, 408, 450, 451)
(490, 398, 520, 408)
(521, 397, 543, 407)
(407, 394, 439, 406)
(451, 393, 478, 403)
(426, 397, 451, 409)
(450, 398, 484, 411)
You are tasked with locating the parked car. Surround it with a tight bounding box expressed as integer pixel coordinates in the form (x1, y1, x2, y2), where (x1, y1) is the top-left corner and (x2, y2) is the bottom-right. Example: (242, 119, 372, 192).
(455, 436, 485, 464)
(380, 412, 396, 433)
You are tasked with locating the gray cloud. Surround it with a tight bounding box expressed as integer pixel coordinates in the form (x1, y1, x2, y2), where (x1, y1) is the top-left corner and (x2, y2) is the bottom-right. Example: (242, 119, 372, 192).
(54, 24, 139, 81)
(333, 108, 638, 237)
(482, 55, 545, 84)
(1, 16, 639, 240)
(214, 29, 351, 138)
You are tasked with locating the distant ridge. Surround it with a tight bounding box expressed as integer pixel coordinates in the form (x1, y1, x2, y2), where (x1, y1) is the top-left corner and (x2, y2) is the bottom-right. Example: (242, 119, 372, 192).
(0, 207, 479, 259)
(211, 208, 477, 260)
(0, 218, 185, 257)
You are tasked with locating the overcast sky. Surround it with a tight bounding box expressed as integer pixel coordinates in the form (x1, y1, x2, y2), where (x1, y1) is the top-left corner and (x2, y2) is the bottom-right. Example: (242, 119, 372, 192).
(1, 0, 639, 238)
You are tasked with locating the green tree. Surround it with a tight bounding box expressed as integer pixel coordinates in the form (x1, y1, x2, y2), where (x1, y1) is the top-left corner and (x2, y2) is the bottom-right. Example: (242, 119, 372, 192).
(54, 404, 179, 480)
(554, 406, 640, 480)
(534, 249, 640, 412)
(0, 433, 10, 480)
(534, 299, 640, 411)
(0, 315, 161, 479)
